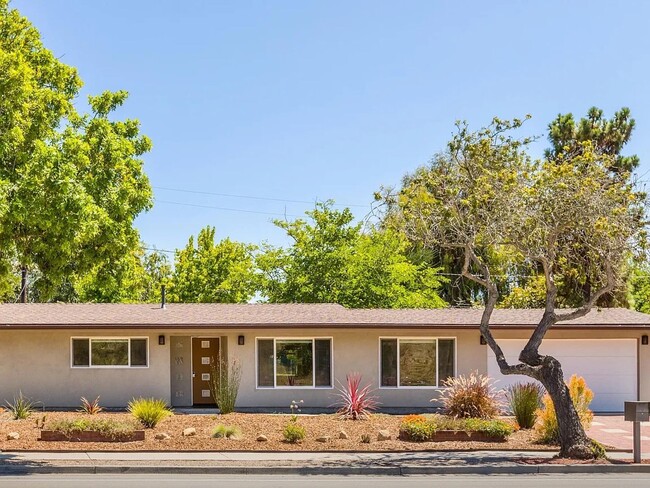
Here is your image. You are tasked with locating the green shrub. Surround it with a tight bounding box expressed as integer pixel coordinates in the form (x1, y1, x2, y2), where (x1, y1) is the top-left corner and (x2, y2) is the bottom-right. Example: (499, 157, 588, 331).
(535, 375, 594, 444)
(462, 418, 515, 438)
(5, 392, 38, 420)
(399, 414, 437, 441)
(209, 355, 242, 414)
(283, 422, 306, 443)
(48, 418, 139, 440)
(399, 414, 515, 442)
(591, 439, 606, 459)
(127, 397, 173, 428)
(212, 424, 242, 439)
(506, 382, 543, 429)
(436, 371, 503, 419)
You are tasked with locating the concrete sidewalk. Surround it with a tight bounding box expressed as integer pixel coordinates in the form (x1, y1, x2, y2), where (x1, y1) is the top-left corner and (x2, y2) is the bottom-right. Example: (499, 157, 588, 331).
(0, 450, 648, 476)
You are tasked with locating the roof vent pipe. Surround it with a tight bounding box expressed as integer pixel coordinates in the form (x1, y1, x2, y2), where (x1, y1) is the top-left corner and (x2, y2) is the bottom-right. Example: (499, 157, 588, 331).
(161, 285, 166, 309)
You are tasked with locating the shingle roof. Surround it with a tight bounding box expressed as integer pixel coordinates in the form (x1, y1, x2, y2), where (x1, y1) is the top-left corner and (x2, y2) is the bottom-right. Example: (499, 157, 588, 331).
(0, 303, 648, 329)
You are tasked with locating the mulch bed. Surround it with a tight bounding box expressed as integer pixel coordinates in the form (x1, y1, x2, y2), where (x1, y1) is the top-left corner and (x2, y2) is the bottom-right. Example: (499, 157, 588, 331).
(0, 410, 556, 452)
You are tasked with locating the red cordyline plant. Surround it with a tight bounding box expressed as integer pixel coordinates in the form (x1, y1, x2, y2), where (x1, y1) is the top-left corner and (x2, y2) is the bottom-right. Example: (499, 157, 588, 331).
(333, 372, 379, 420)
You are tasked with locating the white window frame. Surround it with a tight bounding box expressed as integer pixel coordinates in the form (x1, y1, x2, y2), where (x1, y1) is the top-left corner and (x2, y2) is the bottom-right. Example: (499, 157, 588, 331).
(70, 337, 150, 369)
(378, 336, 457, 389)
(255, 337, 334, 389)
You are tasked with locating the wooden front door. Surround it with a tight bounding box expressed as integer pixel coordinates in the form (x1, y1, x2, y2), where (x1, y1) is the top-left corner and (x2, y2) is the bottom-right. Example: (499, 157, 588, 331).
(192, 338, 220, 406)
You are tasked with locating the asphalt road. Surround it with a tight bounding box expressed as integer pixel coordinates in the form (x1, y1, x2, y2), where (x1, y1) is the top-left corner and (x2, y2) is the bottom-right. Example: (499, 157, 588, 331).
(2, 474, 650, 487)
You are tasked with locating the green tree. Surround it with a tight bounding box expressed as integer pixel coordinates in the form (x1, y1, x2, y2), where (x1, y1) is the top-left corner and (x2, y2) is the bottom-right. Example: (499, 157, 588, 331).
(169, 226, 256, 303)
(629, 262, 650, 314)
(257, 202, 446, 308)
(541, 107, 641, 306)
(75, 247, 171, 303)
(546, 106, 638, 175)
(382, 117, 645, 458)
(0, 2, 152, 301)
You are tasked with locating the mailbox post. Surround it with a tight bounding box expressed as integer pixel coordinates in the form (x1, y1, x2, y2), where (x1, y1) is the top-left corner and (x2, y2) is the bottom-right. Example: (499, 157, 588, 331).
(624, 401, 650, 463)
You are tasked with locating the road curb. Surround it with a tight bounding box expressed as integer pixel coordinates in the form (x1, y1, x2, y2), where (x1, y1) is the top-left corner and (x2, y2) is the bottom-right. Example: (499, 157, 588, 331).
(1, 463, 650, 476)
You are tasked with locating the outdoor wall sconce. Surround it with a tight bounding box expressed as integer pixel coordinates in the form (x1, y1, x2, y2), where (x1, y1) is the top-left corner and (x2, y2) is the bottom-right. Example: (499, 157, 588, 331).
(480, 335, 487, 345)
(238, 335, 245, 346)
(158, 335, 165, 346)
(642, 335, 648, 346)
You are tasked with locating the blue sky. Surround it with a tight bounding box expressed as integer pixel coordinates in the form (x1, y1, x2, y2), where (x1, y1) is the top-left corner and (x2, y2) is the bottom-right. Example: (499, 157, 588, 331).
(14, 0, 650, 254)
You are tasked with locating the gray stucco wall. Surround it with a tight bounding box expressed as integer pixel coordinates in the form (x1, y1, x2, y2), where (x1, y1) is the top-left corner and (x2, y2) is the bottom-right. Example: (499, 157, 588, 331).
(0, 326, 647, 410)
(0, 329, 171, 408)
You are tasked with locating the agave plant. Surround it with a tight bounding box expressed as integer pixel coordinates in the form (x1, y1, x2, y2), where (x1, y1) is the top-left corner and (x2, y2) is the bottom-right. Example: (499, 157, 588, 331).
(333, 372, 379, 420)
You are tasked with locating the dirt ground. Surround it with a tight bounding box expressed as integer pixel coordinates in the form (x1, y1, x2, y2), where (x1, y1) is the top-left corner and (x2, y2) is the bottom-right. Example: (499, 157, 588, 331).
(0, 410, 557, 452)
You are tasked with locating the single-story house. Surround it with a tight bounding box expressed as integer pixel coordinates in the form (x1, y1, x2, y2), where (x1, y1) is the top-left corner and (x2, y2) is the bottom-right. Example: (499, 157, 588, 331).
(1, 303, 649, 413)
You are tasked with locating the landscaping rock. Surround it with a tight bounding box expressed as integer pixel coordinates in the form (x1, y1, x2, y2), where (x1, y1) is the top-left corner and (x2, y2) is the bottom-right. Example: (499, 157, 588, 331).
(182, 428, 196, 437)
(377, 430, 391, 441)
(6, 432, 19, 441)
(316, 436, 330, 443)
(155, 433, 171, 440)
(256, 434, 268, 442)
(338, 430, 349, 440)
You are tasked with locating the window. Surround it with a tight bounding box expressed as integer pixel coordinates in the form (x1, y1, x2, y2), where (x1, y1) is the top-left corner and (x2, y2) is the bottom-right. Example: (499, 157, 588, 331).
(380, 338, 455, 388)
(257, 338, 332, 388)
(71, 338, 149, 368)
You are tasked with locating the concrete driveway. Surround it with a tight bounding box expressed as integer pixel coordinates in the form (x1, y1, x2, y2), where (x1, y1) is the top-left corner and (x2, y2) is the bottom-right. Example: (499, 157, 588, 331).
(588, 415, 650, 451)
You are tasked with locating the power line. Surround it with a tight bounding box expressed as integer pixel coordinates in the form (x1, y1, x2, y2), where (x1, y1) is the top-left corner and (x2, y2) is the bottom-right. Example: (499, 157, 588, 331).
(142, 246, 175, 255)
(153, 186, 371, 209)
(154, 199, 303, 218)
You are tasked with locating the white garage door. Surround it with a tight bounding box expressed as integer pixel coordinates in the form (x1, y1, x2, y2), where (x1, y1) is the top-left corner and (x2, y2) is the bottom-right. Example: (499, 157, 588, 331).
(487, 339, 637, 412)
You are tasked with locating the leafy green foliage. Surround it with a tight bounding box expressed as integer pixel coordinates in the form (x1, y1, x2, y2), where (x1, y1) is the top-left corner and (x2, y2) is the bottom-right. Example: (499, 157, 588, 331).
(499, 275, 547, 309)
(75, 247, 171, 303)
(506, 382, 543, 429)
(127, 397, 173, 428)
(0, 3, 152, 301)
(399, 414, 437, 441)
(629, 262, 650, 314)
(399, 414, 515, 441)
(461, 418, 516, 438)
(590, 439, 607, 460)
(4, 391, 38, 419)
(257, 202, 446, 308)
(282, 421, 306, 443)
(212, 424, 242, 439)
(546, 106, 639, 175)
(437, 372, 503, 419)
(169, 226, 256, 303)
(47, 417, 140, 439)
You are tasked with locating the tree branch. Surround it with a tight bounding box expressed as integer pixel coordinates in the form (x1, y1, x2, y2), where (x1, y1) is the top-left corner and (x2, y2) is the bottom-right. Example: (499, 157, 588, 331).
(555, 263, 615, 322)
(459, 244, 539, 378)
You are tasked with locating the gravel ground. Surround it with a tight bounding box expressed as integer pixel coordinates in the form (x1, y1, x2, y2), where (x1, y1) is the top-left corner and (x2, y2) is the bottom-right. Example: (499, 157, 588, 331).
(0, 410, 555, 452)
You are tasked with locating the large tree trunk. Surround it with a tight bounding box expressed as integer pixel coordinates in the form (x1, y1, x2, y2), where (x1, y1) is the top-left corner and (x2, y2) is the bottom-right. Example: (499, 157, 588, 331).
(535, 355, 592, 459)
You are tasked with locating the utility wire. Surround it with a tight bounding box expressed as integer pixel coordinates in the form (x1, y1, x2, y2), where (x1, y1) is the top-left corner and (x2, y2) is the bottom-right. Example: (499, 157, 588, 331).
(154, 186, 371, 209)
(138, 248, 650, 279)
(154, 199, 303, 218)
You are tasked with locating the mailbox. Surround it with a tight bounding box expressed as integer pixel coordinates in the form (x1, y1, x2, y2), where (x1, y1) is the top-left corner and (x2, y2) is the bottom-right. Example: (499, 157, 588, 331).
(625, 401, 650, 422)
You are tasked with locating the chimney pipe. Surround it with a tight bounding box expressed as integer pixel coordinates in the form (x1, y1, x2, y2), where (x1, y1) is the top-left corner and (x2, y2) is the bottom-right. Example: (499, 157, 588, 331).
(20, 266, 27, 304)
(161, 285, 166, 309)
